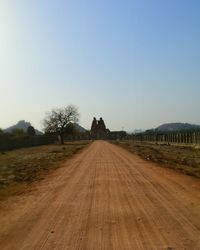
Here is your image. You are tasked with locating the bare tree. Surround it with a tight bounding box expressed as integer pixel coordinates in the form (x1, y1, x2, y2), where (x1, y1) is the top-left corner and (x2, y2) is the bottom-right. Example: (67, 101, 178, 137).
(43, 105, 79, 144)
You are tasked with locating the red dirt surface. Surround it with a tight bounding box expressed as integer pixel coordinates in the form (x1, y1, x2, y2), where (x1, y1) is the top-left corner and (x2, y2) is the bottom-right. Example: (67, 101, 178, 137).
(0, 141, 200, 249)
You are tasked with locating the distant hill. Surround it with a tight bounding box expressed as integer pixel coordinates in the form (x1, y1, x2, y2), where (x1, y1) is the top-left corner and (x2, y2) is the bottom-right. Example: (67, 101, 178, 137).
(157, 123, 200, 132)
(73, 123, 87, 133)
(132, 129, 145, 134)
(3, 121, 87, 135)
(4, 120, 43, 135)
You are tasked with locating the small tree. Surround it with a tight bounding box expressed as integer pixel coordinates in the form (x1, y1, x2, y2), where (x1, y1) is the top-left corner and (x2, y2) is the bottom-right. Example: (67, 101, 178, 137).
(43, 105, 79, 144)
(27, 126, 36, 136)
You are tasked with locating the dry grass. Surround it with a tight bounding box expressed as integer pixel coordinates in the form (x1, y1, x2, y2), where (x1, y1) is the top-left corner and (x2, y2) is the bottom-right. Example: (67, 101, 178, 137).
(0, 141, 91, 200)
(112, 140, 200, 178)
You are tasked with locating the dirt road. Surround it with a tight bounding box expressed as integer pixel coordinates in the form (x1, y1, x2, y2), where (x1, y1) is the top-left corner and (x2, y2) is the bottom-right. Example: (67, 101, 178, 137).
(0, 141, 200, 249)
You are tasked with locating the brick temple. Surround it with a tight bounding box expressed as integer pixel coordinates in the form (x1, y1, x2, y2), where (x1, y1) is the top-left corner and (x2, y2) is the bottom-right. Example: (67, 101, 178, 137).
(90, 117, 108, 139)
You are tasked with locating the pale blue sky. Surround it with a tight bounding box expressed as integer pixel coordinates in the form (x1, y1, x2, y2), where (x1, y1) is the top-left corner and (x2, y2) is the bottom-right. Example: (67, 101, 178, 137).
(0, 0, 200, 131)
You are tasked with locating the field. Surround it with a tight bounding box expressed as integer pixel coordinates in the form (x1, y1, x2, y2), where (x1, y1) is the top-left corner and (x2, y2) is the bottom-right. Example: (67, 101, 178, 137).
(0, 141, 90, 200)
(112, 140, 200, 178)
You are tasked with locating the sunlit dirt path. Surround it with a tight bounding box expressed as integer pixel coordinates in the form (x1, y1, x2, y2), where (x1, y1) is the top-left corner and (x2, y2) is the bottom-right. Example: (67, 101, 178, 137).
(0, 141, 200, 249)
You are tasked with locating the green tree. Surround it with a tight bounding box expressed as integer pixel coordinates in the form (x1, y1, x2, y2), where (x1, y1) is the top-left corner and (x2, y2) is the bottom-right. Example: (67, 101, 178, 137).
(43, 105, 79, 144)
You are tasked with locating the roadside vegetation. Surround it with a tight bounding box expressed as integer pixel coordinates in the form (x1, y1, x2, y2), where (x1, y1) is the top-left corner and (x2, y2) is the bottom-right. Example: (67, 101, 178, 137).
(112, 140, 200, 178)
(0, 141, 90, 200)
